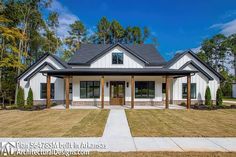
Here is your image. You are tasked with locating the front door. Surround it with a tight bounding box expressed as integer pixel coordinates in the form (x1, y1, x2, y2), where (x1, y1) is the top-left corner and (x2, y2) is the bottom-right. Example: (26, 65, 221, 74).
(110, 81, 125, 105)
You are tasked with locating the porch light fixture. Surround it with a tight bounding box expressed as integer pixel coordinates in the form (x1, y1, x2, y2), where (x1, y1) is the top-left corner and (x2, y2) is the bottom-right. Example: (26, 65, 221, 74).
(106, 82, 109, 87)
(126, 82, 129, 88)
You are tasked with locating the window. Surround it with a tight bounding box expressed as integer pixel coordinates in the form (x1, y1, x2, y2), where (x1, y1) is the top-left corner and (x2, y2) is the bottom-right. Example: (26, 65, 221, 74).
(40, 83, 54, 99)
(112, 53, 123, 64)
(135, 81, 155, 98)
(182, 83, 196, 99)
(80, 81, 100, 98)
(162, 83, 166, 93)
(69, 83, 73, 94)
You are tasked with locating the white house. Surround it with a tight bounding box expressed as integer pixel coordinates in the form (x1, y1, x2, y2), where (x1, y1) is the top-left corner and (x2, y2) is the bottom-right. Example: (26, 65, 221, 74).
(17, 43, 223, 109)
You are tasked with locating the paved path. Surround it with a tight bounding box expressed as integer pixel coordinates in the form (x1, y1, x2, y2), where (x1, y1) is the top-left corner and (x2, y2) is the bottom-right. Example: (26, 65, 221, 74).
(0, 109, 236, 153)
(223, 100, 236, 104)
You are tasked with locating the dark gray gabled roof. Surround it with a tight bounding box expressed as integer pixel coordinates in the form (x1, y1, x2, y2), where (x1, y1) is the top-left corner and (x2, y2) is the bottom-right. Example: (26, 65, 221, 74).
(165, 50, 224, 81)
(24, 62, 56, 81)
(42, 68, 197, 76)
(179, 61, 213, 80)
(68, 43, 166, 66)
(17, 53, 69, 80)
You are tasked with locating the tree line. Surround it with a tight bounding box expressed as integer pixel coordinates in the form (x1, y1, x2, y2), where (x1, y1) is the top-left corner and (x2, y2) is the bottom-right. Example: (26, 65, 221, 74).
(0, 0, 235, 106)
(0, 0, 155, 105)
(197, 34, 236, 97)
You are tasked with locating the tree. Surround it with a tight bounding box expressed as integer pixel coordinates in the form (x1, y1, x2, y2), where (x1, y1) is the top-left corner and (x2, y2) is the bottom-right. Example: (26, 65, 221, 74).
(226, 34, 236, 77)
(205, 86, 212, 107)
(97, 17, 110, 44)
(27, 88, 33, 108)
(220, 69, 234, 97)
(63, 20, 86, 61)
(110, 20, 124, 43)
(200, 34, 227, 72)
(132, 26, 142, 44)
(0, 15, 26, 106)
(142, 27, 150, 43)
(216, 87, 223, 106)
(17, 86, 24, 108)
(2, 0, 52, 104)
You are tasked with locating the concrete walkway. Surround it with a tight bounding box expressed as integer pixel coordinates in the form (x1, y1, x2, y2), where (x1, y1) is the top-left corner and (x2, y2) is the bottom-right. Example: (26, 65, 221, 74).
(223, 100, 236, 104)
(101, 109, 136, 151)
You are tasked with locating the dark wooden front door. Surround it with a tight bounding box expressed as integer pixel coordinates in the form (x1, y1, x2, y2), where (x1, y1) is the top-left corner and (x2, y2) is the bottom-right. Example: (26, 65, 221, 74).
(110, 81, 125, 105)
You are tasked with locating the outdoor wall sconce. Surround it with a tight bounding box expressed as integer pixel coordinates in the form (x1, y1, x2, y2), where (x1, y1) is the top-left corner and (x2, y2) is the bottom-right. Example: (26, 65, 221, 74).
(126, 82, 129, 88)
(106, 82, 109, 87)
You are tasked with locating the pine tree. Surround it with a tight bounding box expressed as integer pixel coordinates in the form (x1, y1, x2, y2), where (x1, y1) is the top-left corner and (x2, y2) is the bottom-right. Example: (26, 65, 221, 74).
(27, 88, 33, 108)
(216, 87, 223, 106)
(205, 86, 212, 107)
(17, 86, 24, 108)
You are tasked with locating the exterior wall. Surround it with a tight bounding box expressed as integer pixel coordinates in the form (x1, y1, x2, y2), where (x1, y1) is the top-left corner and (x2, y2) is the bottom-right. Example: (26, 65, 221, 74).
(18, 45, 222, 106)
(233, 84, 236, 98)
(170, 53, 220, 101)
(90, 46, 145, 68)
(19, 56, 66, 105)
(72, 76, 164, 106)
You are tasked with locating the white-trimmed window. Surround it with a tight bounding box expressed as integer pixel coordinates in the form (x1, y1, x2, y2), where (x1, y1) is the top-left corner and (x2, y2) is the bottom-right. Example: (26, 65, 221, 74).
(112, 53, 123, 64)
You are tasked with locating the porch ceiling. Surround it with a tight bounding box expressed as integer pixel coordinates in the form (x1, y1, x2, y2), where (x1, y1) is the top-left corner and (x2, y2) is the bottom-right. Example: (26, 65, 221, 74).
(41, 68, 197, 78)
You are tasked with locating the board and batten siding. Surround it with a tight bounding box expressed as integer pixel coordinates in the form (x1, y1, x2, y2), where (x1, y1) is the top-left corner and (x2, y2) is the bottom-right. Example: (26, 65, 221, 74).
(72, 76, 163, 103)
(170, 53, 220, 100)
(19, 55, 65, 101)
(90, 46, 145, 68)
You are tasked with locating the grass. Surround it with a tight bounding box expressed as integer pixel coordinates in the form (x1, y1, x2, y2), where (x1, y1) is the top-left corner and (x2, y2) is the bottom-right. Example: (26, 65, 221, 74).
(126, 109, 236, 137)
(223, 97, 236, 101)
(0, 109, 109, 137)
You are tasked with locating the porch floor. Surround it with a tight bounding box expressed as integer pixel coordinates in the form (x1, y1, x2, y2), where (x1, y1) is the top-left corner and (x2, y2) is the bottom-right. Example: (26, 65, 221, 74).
(50, 104, 186, 110)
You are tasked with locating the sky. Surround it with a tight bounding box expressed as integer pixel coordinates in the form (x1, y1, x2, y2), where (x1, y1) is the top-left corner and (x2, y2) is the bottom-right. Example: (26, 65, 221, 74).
(49, 0, 236, 60)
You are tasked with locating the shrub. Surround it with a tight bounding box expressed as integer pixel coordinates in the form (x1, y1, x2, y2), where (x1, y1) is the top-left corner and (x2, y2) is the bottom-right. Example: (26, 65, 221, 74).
(180, 102, 186, 106)
(17, 86, 25, 108)
(51, 102, 57, 107)
(27, 88, 34, 108)
(216, 87, 223, 106)
(205, 86, 212, 107)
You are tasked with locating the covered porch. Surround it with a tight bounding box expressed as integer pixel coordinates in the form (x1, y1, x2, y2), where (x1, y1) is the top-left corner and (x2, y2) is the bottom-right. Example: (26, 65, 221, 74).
(42, 68, 196, 109)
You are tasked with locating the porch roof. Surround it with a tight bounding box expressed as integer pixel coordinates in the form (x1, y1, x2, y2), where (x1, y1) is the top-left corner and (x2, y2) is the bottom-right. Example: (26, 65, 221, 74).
(41, 68, 197, 77)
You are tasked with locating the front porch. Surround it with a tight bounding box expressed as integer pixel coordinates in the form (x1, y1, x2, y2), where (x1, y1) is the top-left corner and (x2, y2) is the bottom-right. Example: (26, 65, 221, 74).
(42, 68, 196, 109)
(50, 104, 186, 110)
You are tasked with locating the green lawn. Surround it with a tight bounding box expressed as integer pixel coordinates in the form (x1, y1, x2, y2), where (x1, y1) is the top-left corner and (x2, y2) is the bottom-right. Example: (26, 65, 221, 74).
(126, 109, 236, 137)
(0, 109, 109, 137)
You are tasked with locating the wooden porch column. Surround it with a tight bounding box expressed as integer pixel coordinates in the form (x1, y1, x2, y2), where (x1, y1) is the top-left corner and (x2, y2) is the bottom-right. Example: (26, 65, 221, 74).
(46, 75, 51, 108)
(131, 76, 134, 109)
(165, 76, 170, 109)
(101, 76, 104, 109)
(65, 76, 70, 109)
(187, 75, 191, 109)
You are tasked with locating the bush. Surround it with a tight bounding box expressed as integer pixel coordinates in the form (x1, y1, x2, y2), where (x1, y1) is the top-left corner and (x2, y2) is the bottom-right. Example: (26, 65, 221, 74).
(180, 102, 186, 106)
(216, 87, 223, 106)
(27, 88, 34, 108)
(17, 86, 25, 108)
(205, 86, 212, 107)
(51, 102, 57, 107)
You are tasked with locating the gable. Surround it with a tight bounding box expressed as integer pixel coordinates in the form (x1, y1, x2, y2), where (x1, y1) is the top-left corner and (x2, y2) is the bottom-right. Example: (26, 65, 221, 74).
(169, 52, 222, 81)
(90, 46, 145, 68)
(18, 54, 66, 81)
(68, 43, 166, 66)
(179, 61, 213, 80)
